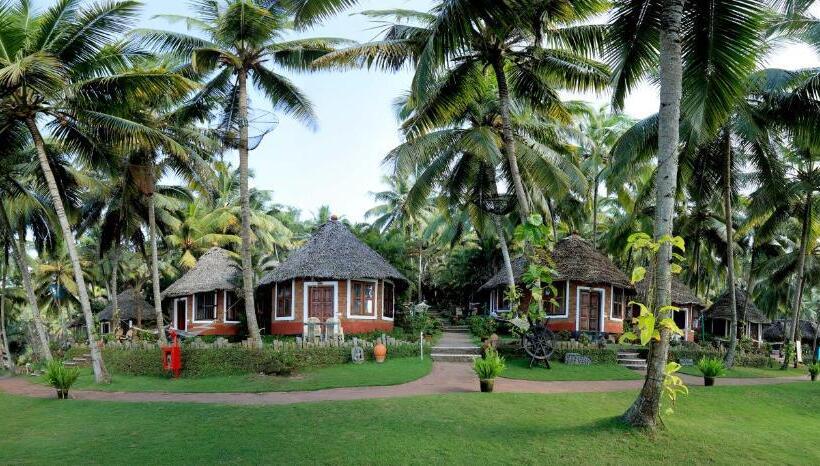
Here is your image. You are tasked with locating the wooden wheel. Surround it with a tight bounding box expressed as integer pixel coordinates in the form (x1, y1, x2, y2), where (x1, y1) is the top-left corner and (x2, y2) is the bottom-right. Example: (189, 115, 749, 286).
(522, 322, 556, 368)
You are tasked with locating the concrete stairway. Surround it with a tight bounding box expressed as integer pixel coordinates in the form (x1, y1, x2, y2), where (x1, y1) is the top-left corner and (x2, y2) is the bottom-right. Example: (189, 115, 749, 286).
(63, 353, 91, 368)
(617, 350, 647, 371)
(431, 331, 480, 362)
(441, 325, 469, 334)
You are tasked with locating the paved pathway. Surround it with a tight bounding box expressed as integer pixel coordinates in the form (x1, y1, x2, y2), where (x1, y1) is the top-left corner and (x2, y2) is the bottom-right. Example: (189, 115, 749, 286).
(0, 333, 807, 406)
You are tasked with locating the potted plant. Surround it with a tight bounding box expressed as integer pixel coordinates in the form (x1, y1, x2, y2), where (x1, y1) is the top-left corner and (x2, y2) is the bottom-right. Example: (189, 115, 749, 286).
(43, 360, 80, 399)
(808, 362, 819, 382)
(473, 347, 505, 392)
(696, 357, 726, 386)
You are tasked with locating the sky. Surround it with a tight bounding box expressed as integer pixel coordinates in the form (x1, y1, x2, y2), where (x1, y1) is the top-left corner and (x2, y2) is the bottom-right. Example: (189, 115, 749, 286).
(38, 0, 820, 222)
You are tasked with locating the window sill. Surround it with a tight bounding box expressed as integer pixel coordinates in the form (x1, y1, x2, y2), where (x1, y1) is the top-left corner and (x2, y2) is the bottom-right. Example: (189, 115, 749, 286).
(347, 314, 378, 320)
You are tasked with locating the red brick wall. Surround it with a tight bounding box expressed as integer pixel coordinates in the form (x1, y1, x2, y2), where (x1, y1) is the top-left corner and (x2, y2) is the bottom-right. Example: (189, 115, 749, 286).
(269, 278, 395, 335)
(164, 290, 240, 336)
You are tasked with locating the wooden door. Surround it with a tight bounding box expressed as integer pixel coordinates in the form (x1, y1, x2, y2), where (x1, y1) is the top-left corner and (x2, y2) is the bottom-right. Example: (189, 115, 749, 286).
(174, 299, 187, 331)
(308, 286, 334, 320)
(579, 290, 601, 332)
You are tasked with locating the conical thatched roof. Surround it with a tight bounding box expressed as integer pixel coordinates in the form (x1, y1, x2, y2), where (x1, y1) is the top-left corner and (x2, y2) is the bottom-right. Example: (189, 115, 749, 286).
(705, 288, 769, 323)
(763, 320, 817, 342)
(161, 248, 240, 298)
(98, 288, 156, 322)
(635, 271, 704, 307)
(259, 218, 407, 285)
(479, 234, 632, 290)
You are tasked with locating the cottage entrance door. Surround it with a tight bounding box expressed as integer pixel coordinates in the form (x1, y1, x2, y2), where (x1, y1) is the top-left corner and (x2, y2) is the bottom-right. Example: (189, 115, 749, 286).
(578, 289, 601, 332)
(174, 298, 187, 331)
(308, 286, 334, 320)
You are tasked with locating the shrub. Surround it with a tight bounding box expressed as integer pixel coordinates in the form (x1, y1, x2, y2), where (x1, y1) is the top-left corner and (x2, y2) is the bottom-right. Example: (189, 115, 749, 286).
(398, 311, 442, 337)
(696, 357, 726, 378)
(556, 330, 572, 341)
(466, 316, 497, 339)
(473, 348, 505, 379)
(498, 346, 617, 364)
(808, 362, 819, 377)
(43, 360, 80, 399)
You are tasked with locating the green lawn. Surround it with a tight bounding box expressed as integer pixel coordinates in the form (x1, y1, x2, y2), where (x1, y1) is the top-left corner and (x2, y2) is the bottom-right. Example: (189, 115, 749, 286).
(1, 383, 817, 464)
(62, 357, 432, 393)
(678, 365, 809, 379)
(502, 358, 644, 381)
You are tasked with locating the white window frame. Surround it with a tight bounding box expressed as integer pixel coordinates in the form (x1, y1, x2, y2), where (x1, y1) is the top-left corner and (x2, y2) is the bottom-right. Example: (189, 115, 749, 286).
(544, 281, 570, 319)
(492, 287, 512, 313)
(575, 286, 606, 332)
(273, 280, 296, 321)
(303, 281, 339, 322)
(223, 290, 240, 324)
(382, 279, 395, 321)
(674, 307, 689, 335)
(193, 291, 218, 323)
(100, 321, 111, 335)
(173, 297, 188, 331)
(609, 285, 624, 322)
(347, 278, 379, 320)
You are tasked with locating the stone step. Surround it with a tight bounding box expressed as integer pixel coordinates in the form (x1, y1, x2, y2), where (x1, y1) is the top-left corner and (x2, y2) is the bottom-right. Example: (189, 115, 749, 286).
(431, 346, 481, 355)
(622, 363, 648, 371)
(617, 357, 646, 364)
(431, 353, 479, 363)
(443, 327, 470, 334)
(63, 361, 79, 367)
(617, 351, 639, 357)
(72, 357, 89, 362)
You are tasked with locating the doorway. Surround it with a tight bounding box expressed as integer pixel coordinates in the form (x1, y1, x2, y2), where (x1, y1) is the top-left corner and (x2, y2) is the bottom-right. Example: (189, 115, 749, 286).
(578, 289, 602, 332)
(174, 298, 187, 331)
(308, 286, 335, 321)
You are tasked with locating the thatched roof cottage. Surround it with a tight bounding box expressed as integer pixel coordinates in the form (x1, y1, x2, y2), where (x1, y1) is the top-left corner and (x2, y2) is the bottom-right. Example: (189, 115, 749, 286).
(763, 319, 817, 343)
(98, 288, 156, 334)
(634, 272, 705, 342)
(479, 234, 633, 336)
(161, 247, 243, 336)
(259, 216, 407, 335)
(703, 288, 770, 342)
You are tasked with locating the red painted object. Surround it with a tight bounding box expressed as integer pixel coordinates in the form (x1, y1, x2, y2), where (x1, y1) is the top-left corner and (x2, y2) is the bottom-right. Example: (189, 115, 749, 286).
(161, 329, 182, 378)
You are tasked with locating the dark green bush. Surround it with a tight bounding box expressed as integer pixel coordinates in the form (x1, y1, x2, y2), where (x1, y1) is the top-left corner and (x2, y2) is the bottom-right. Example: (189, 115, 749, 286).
(397, 311, 443, 337)
(466, 316, 497, 339)
(102, 341, 428, 378)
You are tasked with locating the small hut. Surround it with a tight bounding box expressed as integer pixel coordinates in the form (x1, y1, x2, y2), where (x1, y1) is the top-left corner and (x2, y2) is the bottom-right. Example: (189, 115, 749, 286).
(634, 272, 705, 342)
(98, 288, 156, 334)
(763, 319, 817, 343)
(478, 234, 633, 336)
(161, 247, 242, 336)
(259, 216, 407, 336)
(703, 289, 770, 342)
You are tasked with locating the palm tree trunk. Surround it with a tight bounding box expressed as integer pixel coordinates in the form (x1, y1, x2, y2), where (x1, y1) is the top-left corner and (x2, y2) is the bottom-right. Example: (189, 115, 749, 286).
(1, 248, 15, 371)
(148, 194, 167, 344)
(591, 172, 600, 247)
(110, 244, 120, 334)
(492, 215, 515, 288)
(722, 130, 738, 368)
(24, 118, 108, 382)
(418, 252, 423, 303)
(623, 0, 684, 430)
(0, 202, 51, 361)
(491, 57, 530, 219)
(237, 69, 263, 347)
(785, 189, 812, 368)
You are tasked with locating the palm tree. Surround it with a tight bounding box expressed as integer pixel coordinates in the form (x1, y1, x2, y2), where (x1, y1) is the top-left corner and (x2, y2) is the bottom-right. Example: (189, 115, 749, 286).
(135, 0, 352, 346)
(0, 0, 200, 382)
(0, 243, 12, 370)
(607, 0, 767, 427)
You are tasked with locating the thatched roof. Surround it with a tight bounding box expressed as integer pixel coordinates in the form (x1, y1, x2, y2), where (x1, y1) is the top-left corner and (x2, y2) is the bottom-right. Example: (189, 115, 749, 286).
(479, 234, 632, 290)
(763, 320, 817, 342)
(635, 271, 704, 307)
(705, 288, 769, 323)
(260, 218, 407, 285)
(98, 288, 156, 322)
(161, 247, 240, 298)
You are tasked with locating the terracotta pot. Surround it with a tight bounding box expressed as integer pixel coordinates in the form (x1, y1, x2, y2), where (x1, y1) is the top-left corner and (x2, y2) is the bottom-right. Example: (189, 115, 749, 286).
(373, 342, 387, 363)
(479, 379, 494, 392)
(704, 376, 715, 387)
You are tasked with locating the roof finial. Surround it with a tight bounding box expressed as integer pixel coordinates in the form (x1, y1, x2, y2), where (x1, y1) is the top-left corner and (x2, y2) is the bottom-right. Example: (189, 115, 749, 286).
(330, 214, 339, 222)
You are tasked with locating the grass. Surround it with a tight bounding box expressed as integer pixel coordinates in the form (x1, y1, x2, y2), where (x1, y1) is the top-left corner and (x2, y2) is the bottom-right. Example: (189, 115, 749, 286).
(1, 383, 817, 464)
(678, 364, 809, 379)
(60, 357, 432, 393)
(502, 358, 644, 381)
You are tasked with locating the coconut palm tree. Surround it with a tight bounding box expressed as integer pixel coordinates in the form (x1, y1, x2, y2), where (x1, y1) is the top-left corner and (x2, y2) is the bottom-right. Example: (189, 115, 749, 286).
(134, 0, 353, 346)
(607, 0, 767, 427)
(0, 0, 201, 382)
(318, 1, 609, 218)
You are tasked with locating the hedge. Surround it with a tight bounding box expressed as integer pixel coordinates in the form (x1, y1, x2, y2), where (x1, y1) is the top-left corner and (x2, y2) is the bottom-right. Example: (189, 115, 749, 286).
(499, 345, 617, 364)
(102, 342, 428, 378)
(660, 348, 774, 368)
